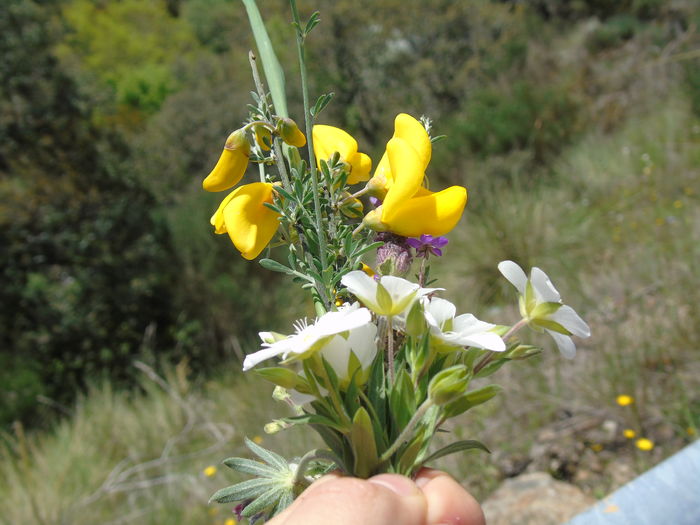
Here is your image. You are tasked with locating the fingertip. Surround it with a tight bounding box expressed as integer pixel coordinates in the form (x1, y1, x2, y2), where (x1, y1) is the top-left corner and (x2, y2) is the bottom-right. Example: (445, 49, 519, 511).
(416, 469, 485, 525)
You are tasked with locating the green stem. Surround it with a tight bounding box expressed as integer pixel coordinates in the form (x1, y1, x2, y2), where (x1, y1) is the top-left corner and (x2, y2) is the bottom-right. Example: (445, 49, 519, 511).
(290, 0, 329, 304)
(473, 318, 529, 375)
(272, 138, 292, 191)
(379, 399, 434, 463)
(387, 316, 395, 383)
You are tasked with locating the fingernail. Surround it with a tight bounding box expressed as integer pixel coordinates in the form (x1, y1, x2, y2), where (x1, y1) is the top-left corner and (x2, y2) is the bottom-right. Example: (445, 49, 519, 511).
(369, 474, 419, 497)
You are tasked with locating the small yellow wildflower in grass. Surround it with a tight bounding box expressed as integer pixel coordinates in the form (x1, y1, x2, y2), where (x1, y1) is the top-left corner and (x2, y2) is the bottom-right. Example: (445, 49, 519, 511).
(208, 507, 220, 516)
(253, 435, 263, 444)
(591, 443, 603, 452)
(203, 465, 218, 478)
(673, 200, 683, 209)
(684, 186, 694, 196)
(616, 394, 634, 406)
(623, 429, 636, 439)
(224, 518, 237, 525)
(655, 217, 665, 226)
(635, 438, 654, 451)
(687, 427, 697, 436)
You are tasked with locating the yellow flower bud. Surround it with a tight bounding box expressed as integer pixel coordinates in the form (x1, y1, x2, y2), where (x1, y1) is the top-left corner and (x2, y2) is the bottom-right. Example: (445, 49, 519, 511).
(312, 125, 371, 184)
(278, 117, 306, 147)
(253, 124, 273, 151)
(202, 129, 251, 192)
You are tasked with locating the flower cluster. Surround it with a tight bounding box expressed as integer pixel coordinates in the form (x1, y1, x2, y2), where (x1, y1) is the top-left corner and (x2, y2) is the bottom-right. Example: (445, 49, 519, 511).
(203, 3, 591, 522)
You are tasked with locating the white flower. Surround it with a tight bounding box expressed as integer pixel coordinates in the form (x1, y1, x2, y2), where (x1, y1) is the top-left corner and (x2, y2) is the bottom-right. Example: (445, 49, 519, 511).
(423, 297, 505, 352)
(243, 303, 372, 370)
(320, 321, 378, 385)
(341, 270, 440, 317)
(498, 260, 591, 358)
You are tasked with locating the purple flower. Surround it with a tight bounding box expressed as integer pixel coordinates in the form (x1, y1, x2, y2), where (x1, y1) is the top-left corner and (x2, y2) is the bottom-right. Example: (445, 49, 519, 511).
(406, 234, 449, 258)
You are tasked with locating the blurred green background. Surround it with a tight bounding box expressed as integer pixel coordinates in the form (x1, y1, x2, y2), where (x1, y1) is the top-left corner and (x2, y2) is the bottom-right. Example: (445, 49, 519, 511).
(1, 0, 698, 523)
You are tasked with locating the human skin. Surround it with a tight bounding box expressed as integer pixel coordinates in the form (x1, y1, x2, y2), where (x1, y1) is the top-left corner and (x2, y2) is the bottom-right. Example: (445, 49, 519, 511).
(267, 468, 485, 525)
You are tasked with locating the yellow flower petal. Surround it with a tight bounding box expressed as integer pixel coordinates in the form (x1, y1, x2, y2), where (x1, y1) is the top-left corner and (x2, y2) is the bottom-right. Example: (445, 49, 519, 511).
(381, 137, 425, 223)
(370, 113, 431, 195)
(202, 130, 250, 192)
(312, 125, 370, 183)
(203, 465, 217, 477)
(347, 151, 372, 184)
(623, 429, 636, 439)
(380, 186, 467, 237)
(214, 183, 279, 260)
(616, 394, 634, 406)
(635, 437, 654, 451)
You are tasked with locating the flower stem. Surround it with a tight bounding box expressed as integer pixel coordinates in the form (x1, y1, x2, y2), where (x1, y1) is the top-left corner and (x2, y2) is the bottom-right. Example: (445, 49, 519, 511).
(272, 138, 292, 191)
(340, 185, 370, 206)
(473, 318, 529, 375)
(387, 316, 395, 383)
(290, 0, 328, 304)
(379, 399, 434, 463)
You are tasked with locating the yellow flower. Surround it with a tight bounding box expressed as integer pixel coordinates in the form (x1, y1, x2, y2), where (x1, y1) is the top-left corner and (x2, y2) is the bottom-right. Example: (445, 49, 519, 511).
(623, 429, 636, 439)
(203, 465, 217, 477)
(635, 437, 654, 451)
(211, 183, 280, 260)
(363, 117, 467, 237)
(252, 435, 264, 444)
(590, 443, 603, 452)
(203, 129, 251, 192)
(616, 394, 634, 406)
(224, 519, 237, 525)
(313, 125, 372, 184)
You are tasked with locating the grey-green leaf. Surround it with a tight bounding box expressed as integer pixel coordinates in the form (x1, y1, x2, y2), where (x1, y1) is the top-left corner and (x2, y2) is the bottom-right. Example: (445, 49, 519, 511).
(420, 439, 490, 466)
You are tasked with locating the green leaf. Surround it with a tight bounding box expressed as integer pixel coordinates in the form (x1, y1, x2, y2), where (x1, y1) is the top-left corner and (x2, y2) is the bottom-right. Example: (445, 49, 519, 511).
(255, 367, 302, 389)
(443, 384, 502, 418)
(223, 457, 278, 477)
(209, 477, 273, 504)
(241, 0, 288, 117)
(350, 407, 379, 478)
(376, 282, 393, 315)
(242, 486, 287, 517)
(474, 358, 508, 378)
(283, 413, 348, 433)
(419, 439, 490, 466)
(311, 92, 334, 117)
(389, 369, 416, 430)
(245, 436, 289, 471)
(368, 353, 387, 425)
(304, 11, 321, 35)
(259, 258, 293, 275)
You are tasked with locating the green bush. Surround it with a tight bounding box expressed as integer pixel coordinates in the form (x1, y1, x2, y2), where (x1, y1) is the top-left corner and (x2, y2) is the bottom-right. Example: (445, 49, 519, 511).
(585, 15, 641, 53)
(451, 81, 580, 162)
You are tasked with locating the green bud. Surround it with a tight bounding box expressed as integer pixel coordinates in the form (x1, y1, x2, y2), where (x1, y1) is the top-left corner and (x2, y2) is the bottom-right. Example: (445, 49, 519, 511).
(505, 344, 542, 360)
(428, 365, 471, 406)
(272, 385, 290, 402)
(277, 117, 306, 147)
(264, 420, 287, 434)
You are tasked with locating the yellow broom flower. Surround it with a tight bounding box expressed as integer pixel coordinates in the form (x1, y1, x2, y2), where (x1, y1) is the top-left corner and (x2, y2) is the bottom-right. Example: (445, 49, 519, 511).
(211, 182, 280, 260)
(203, 129, 251, 192)
(312, 125, 372, 184)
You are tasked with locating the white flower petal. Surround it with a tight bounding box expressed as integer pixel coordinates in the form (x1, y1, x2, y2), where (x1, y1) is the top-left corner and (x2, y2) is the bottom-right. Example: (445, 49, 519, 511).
(531, 267, 561, 303)
(320, 335, 351, 379)
(425, 298, 456, 330)
(341, 271, 379, 310)
(379, 275, 420, 314)
(346, 322, 378, 370)
(498, 260, 528, 295)
(455, 331, 506, 352)
(243, 345, 285, 371)
(452, 313, 495, 335)
(547, 330, 576, 359)
(314, 306, 372, 337)
(551, 305, 590, 338)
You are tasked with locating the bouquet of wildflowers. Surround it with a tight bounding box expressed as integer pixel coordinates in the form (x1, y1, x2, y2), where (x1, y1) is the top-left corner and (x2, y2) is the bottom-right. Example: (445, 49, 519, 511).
(204, 1, 590, 522)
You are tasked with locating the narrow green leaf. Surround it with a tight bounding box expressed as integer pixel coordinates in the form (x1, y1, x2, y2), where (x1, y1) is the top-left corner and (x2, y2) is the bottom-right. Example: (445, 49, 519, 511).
(242, 486, 285, 517)
(241, 0, 288, 117)
(350, 407, 379, 478)
(209, 477, 274, 504)
(419, 440, 490, 466)
(443, 384, 502, 418)
(223, 457, 278, 477)
(254, 367, 302, 389)
(259, 258, 294, 275)
(245, 436, 289, 471)
(283, 413, 348, 433)
(474, 359, 508, 378)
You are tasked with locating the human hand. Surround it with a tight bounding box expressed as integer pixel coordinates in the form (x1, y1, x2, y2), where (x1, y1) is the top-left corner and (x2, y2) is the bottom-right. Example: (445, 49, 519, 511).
(267, 468, 485, 525)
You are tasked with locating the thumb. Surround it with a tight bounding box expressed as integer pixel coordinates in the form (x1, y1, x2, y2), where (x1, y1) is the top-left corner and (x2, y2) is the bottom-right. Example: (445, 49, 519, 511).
(268, 473, 427, 525)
